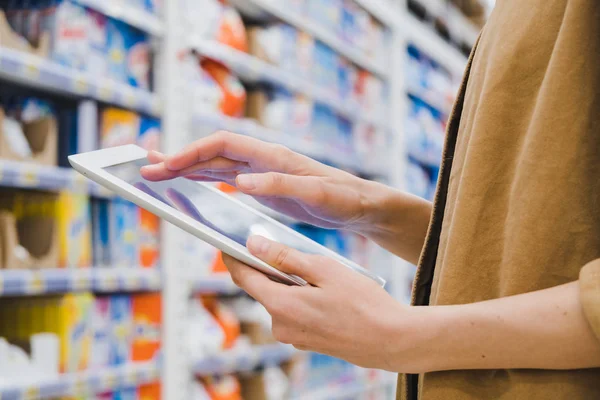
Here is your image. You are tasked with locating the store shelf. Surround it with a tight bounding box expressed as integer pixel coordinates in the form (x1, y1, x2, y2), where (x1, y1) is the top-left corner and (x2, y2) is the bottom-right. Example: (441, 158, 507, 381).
(296, 374, 397, 400)
(193, 344, 296, 376)
(229, 0, 388, 77)
(0, 362, 159, 400)
(407, 83, 452, 116)
(0, 160, 110, 196)
(192, 274, 241, 296)
(353, 0, 399, 28)
(191, 40, 386, 130)
(401, 14, 467, 76)
(193, 111, 386, 176)
(0, 268, 162, 297)
(0, 47, 161, 117)
(74, 0, 164, 36)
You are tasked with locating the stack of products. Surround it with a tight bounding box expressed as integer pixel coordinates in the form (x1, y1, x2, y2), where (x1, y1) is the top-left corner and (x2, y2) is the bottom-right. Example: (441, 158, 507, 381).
(182, 0, 388, 166)
(0, 293, 162, 398)
(0, 0, 155, 90)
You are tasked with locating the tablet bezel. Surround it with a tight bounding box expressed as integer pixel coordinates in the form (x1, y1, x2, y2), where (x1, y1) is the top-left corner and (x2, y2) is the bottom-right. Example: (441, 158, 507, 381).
(68, 145, 385, 287)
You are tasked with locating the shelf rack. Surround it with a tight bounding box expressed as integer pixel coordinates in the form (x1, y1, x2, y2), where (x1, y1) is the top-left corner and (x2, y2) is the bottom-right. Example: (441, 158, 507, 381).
(0, 362, 159, 400)
(74, 0, 164, 36)
(0, 268, 162, 297)
(0, 48, 161, 117)
(193, 344, 297, 376)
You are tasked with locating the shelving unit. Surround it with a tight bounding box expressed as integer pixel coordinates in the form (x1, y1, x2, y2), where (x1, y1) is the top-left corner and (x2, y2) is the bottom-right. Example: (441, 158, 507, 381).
(0, 268, 161, 297)
(0, 361, 159, 400)
(192, 344, 296, 376)
(229, 0, 388, 77)
(0, 0, 476, 398)
(0, 160, 108, 195)
(191, 39, 387, 130)
(73, 0, 164, 36)
(0, 48, 161, 117)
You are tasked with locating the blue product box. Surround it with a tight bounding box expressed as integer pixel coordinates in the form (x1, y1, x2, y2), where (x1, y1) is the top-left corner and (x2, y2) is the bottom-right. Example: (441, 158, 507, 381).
(92, 199, 111, 267)
(109, 295, 133, 366)
(125, 27, 151, 89)
(113, 387, 137, 400)
(137, 117, 161, 152)
(106, 18, 129, 84)
(86, 8, 108, 77)
(110, 199, 138, 268)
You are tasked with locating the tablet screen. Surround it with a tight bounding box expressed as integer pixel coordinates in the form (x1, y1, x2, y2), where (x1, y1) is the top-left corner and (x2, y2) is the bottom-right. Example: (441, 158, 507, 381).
(103, 159, 384, 286)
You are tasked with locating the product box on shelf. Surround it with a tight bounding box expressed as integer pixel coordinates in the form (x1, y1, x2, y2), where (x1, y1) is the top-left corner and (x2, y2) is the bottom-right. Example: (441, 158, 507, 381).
(100, 107, 140, 149)
(0, 10, 50, 57)
(200, 375, 242, 400)
(313, 41, 339, 95)
(57, 293, 94, 373)
(307, 0, 342, 32)
(0, 294, 94, 373)
(131, 293, 162, 362)
(43, 0, 89, 70)
(296, 31, 314, 78)
(91, 296, 112, 368)
(109, 295, 133, 366)
(247, 24, 297, 71)
(86, 8, 108, 76)
(201, 59, 246, 118)
(185, 0, 247, 52)
(201, 296, 240, 350)
(0, 107, 58, 166)
(240, 367, 290, 400)
(0, 190, 92, 270)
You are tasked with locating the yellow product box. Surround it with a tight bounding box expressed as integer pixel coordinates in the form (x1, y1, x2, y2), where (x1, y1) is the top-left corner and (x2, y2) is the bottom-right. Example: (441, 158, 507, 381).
(0, 190, 91, 269)
(100, 108, 140, 149)
(56, 193, 92, 268)
(53, 293, 95, 373)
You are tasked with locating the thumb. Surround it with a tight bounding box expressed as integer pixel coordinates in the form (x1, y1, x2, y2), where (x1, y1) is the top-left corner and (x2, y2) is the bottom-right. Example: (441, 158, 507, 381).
(247, 236, 325, 285)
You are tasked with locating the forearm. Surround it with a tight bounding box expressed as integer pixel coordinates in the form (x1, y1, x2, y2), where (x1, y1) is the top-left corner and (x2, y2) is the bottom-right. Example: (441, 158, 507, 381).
(396, 281, 600, 373)
(354, 181, 432, 265)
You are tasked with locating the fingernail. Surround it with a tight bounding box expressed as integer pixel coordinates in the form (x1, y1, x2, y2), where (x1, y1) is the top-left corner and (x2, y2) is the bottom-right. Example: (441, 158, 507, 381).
(248, 235, 270, 255)
(237, 174, 256, 190)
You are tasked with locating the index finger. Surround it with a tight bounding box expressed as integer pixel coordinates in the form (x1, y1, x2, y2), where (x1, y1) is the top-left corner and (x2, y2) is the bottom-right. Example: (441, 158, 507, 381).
(165, 131, 299, 173)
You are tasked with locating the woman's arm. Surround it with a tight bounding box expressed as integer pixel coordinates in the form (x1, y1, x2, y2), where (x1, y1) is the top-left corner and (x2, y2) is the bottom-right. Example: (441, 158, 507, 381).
(401, 279, 600, 373)
(223, 237, 600, 373)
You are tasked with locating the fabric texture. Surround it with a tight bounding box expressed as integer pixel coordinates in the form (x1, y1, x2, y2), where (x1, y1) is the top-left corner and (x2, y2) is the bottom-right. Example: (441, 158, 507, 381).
(398, 0, 600, 399)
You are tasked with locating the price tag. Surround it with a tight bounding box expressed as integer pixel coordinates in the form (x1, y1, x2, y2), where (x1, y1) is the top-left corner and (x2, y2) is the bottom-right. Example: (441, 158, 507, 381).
(27, 271, 45, 294)
(103, 371, 117, 390)
(73, 76, 88, 93)
(124, 91, 136, 108)
(71, 272, 91, 291)
(99, 85, 113, 101)
(23, 62, 40, 79)
(24, 385, 40, 400)
(151, 99, 161, 116)
(72, 378, 87, 396)
(147, 366, 159, 382)
(124, 369, 137, 386)
(125, 275, 142, 290)
(101, 273, 119, 291)
(21, 170, 39, 186)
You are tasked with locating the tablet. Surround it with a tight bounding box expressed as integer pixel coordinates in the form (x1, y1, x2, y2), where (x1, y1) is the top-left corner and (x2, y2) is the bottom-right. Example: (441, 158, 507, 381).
(68, 145, 385, 287)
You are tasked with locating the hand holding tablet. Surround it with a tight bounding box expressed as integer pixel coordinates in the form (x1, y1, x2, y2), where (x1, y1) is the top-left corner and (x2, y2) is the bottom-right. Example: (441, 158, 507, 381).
(69, 144, 385, 287)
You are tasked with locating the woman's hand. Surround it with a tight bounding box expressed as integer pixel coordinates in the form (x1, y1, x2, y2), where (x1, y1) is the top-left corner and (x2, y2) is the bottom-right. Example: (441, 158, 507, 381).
(141, 131, 432, 264)
(141, 131, 380, 230)
(222, 235, 413, 371)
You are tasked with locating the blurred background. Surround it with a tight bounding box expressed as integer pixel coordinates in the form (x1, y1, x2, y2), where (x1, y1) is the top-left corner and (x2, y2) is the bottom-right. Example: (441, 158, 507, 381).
(0, 0, 494, 399)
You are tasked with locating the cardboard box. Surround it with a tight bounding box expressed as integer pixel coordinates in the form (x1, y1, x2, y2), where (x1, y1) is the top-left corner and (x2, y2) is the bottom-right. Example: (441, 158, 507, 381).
(0, 10, 50, 58)
(0, 109, 58, 166)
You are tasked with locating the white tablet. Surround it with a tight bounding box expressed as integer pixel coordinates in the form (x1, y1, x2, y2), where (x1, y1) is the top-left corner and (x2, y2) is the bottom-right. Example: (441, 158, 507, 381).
(69, 145, 385, 287)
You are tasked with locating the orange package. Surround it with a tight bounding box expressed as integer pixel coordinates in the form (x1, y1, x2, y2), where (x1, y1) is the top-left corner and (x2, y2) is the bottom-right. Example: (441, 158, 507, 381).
(202, 375, 242, 400)
(139, 208, 160, 268)
(132, 294, 162, 362)
(202, 296, 240, 349)
(215, 1, 247, 52)
(202, 59, 246, 117)
(138, 382, 161, 400)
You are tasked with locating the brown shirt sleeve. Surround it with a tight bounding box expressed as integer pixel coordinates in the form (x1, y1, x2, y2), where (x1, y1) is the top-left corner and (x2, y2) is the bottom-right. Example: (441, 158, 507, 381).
(580, 259, 600, 342)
